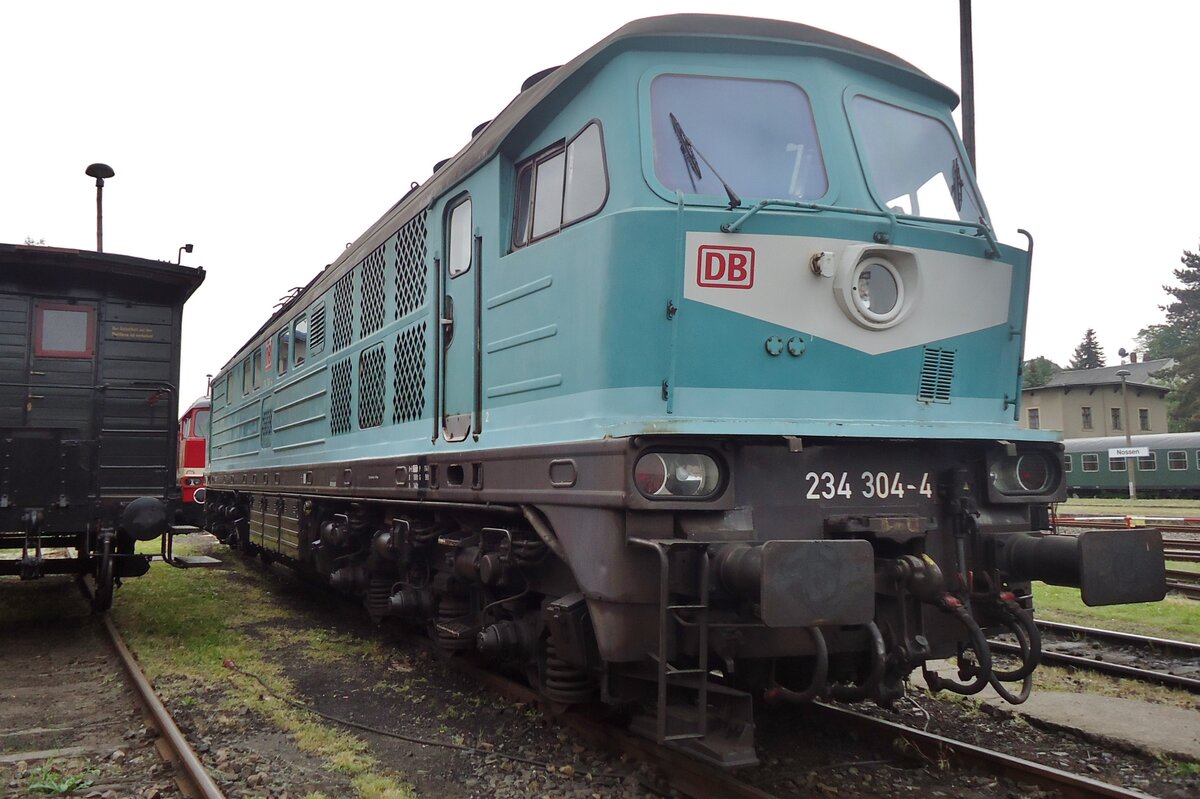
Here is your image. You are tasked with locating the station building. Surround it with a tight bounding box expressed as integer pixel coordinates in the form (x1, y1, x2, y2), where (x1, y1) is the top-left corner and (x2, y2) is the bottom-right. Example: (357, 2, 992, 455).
(1019, 358, 1173, 439)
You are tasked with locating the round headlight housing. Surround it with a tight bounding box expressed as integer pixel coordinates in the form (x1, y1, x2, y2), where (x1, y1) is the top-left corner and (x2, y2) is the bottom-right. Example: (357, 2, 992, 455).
(991, 451, 1055, 495)
(851, 257, 904, 324)
(634, 453, 721, 499)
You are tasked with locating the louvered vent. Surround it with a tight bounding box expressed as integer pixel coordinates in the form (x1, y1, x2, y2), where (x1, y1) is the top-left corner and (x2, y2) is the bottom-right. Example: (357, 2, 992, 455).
(332, 272, 354, 351)
(395, 210, 428, 320)
(330, 357, 353, 435)
(360, 245, 386, 337)
(309, 302, 326, 355)
(918, 347, 955, 403)
(357, 343, 386, 429)
(392, 321, 427, 423)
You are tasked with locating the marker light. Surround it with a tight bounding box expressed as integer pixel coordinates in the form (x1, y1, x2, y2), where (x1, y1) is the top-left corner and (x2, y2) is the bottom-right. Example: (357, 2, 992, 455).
(634, 453, 721, 499)
(991, 451, 1055, 495)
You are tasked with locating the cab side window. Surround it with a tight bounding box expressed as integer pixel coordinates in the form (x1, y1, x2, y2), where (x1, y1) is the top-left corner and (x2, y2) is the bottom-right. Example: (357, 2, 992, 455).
(512, 121, 607, 249)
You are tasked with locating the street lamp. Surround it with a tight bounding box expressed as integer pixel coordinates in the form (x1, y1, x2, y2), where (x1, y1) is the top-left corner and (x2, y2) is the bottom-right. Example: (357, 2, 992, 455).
(1117, 369, 1137, 500)
(85, 163, 115, 252)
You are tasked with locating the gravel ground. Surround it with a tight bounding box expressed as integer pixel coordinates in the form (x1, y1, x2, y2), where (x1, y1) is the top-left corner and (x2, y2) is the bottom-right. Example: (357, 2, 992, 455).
(12, 541, 1197, 799)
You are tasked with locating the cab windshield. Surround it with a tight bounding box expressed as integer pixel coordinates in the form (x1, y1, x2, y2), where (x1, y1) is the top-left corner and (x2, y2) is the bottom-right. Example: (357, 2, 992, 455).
(650, 74, 828, 202)
(850, 95, 985, 224)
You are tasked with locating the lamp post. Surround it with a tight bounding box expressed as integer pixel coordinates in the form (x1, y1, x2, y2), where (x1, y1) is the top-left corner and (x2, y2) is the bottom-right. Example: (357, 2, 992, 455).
(85, 163, 115, 252)
(1117, 369, 1137, 500)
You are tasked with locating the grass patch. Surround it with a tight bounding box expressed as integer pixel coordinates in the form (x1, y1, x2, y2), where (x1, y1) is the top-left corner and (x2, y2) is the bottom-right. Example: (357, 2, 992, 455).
(24, 762, 97, 794)
(1032, 582, 1200, 641)
(112, 551, 415, 799)
(1032, 663, 1200, 711)
(1058, 497, 1200, 516)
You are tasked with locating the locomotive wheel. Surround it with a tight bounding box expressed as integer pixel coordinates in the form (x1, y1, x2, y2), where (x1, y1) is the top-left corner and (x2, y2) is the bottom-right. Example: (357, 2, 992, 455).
(92, 534, 115, 613)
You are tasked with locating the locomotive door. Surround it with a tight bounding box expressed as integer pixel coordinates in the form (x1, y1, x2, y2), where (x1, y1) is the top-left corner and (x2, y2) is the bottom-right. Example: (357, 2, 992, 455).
(439, 194, 480, 442)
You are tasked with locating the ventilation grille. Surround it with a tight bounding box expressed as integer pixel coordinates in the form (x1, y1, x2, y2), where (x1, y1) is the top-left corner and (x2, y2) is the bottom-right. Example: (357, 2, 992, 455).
(260, 405, 273, 448)
(309, 302, 326, 355)
(330, 357, 353, 435)
(395, 211, 428, 319)
(393, 322, 427, 424)
(358, 344, 386, 429)
(918, 348, 956, 403)
(332, 272, 354, 351)
(360, 245, 386, 338)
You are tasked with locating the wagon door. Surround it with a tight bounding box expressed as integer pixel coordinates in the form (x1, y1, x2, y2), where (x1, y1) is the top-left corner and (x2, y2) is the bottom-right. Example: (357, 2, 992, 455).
(439, 195, 480, 442)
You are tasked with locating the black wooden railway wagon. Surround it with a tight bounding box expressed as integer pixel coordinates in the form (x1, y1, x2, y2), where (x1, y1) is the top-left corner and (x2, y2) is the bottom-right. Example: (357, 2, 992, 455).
(0, 243, 205, 609)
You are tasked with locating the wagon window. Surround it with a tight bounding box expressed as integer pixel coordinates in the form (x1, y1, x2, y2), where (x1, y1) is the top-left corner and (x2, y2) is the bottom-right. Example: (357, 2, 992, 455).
(1108, 456, 1126, 472)
(242, 359, 251, 396)
(1063, 454, 1072, 473)
(252, 348, 264, 390)
(651, 74, 827, 201)
(193, 409, 210, 437)
(531, 152, 565, 239)
(294, 315, 308, 366)
(563, 123, 607, 224)
(1168, 450, 1187, 470)
(277, 328, 290, 376)
(1138, 451, 1156, 471)
(850, 95, 983, 224)
(34, 303, 95, 358)
(1081, 453, 1099, 472)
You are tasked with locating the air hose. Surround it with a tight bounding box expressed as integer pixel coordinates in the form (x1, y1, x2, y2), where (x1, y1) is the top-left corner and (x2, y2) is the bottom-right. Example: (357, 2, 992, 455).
(829, 621, 886, 702)
(922, 594, 993, 696)
(765, 626, 828, 704)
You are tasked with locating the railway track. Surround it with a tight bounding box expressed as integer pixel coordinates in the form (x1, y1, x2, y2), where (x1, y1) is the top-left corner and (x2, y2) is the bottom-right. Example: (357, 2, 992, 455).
(992, 620, 1200, 693)
(437, 647, 1161, 799)
(0, 577, 225, 799)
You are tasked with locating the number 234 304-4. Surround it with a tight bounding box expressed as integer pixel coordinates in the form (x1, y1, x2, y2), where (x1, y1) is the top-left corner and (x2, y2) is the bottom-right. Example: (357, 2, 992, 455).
(805, 471, 933, 501)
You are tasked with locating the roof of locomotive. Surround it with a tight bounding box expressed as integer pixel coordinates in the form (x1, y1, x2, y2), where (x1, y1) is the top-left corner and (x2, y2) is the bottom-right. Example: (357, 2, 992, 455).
(221, 14, 955, 368)
(0, 242, 206, 304)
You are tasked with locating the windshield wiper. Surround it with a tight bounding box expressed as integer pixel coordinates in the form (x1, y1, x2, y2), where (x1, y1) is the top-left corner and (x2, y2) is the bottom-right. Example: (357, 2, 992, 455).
(668, 112, 741, 209)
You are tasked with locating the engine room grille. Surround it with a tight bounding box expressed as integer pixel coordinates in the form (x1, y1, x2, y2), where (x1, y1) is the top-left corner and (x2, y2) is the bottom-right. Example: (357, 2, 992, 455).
(918, 347, 956, 403)
(359, 245, 386, 338)
(331, 271, 354, 352)
(357, 343, 386, 429)
(329, 356, 353, 435)
(395, 211, 428, 320)
(392, 322, 427, 424)
(309, 301, 326, 355)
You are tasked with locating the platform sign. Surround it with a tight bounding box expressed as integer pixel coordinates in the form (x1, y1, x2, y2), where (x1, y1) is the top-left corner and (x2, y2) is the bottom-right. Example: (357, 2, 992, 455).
(1108, 446, 1149, 459)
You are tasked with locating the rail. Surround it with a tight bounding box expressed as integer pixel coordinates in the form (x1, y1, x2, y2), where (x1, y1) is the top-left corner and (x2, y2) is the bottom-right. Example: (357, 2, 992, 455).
(85, 579, 227, 799)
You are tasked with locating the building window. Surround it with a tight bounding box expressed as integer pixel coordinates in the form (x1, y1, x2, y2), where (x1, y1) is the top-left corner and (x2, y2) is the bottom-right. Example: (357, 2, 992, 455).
(1064, 454, 1073, 473)
(1081, 453, 1099, 472)
(1081, 406, 1093, 430)
(1108, 455, 1126, 472)
(1027, 408, 1040, 429)
(1110, 407, 1122, 431)
(1138, 452, 1157, 471)
(34, 302, 96, 358)
(1139, 408, 1150, 431)
(1168, 451, 1187, 471)
(513, 121, 608, 248)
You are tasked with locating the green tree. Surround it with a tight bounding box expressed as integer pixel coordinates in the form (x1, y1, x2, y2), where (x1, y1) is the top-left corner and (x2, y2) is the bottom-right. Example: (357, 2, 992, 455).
(1068, 328, 1106, 370)
(1021, 356, 1061, 388)
(1134, 323, 1188, 361)
(1160, 248, 1200, 430)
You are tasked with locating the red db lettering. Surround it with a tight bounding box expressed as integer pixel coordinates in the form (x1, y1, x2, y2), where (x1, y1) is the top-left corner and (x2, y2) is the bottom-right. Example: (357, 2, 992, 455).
(697, 246, 755, 289)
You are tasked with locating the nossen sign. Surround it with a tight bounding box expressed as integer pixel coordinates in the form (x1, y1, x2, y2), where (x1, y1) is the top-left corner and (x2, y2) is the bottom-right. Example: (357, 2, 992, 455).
(697, 245, 755, 289)
(1108, 447, 1150, 459)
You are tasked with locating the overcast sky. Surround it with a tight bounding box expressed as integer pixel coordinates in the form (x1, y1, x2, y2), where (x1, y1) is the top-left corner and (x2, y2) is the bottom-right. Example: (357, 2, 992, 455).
(3, 1, 1196, 404)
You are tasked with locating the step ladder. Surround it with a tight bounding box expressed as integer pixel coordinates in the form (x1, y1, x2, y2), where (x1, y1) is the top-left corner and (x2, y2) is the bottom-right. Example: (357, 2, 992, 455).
(629, 537, 711, 743)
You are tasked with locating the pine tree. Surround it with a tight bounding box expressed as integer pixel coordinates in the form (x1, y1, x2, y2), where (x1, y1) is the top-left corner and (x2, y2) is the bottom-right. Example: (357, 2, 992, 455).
(1069, 329, 1105, 370)
(1161, 248, 1200, 430)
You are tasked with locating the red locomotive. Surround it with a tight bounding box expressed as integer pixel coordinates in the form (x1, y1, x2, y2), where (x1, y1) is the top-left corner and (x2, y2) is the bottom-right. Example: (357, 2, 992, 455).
(176, 396, 210, 526)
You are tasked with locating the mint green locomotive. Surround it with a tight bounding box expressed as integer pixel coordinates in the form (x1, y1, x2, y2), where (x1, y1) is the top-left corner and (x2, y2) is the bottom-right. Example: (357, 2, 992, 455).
(203, 16, 1165, 765)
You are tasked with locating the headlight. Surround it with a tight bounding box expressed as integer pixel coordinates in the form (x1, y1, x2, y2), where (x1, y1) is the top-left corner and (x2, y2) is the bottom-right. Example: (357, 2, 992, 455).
(193, 487, 207, 504)
(851, 258, 904, 324)
(634, 453, 721, 499)
(990, 451, 1059, 496)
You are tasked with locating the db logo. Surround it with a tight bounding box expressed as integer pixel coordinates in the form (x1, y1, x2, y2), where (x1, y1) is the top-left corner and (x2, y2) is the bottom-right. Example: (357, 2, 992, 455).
(697, 245, 755, 289)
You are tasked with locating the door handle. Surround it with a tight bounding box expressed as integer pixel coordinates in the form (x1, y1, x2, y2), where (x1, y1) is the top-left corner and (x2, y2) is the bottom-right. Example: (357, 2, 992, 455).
(441, 294, 454, 346)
